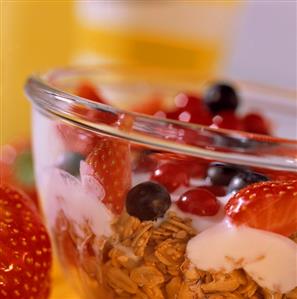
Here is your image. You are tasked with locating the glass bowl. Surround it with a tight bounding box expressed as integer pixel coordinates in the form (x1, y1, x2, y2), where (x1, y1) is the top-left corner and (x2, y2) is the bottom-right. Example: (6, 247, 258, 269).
(25, 66, 297, 299)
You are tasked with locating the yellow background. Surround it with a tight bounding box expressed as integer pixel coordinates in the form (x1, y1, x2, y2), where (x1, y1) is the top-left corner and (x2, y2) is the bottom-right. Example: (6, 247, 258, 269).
(2, 2, 74, 144)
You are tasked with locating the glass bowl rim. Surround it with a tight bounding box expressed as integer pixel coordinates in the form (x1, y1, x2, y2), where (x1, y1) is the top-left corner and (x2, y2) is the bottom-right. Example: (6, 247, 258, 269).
(25, 65, 297, 172)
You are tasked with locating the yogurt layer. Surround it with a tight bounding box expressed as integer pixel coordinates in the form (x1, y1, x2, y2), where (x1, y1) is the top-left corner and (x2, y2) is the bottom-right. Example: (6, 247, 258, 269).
(44, 161, 112, 238)
(187, 221, 297, 293)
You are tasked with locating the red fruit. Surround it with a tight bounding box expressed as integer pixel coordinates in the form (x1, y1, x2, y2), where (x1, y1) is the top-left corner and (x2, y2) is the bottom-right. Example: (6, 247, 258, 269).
(133, 151, 158, 172)
(76, 82, 105, 104)
(178, 160, 207, 178)
(199, 185, 226, 197)
(225, 180, 297, 236)
(0, 139, 39, 208)
(166, 94, 212, 125)
(0, 184, 52, 299)
(74, 82, 118, 124)
(266, 170, 297, 181)
(151, 163, 189, 192)
(177, 188, 220, 216)
(86, 138, 131, 214)
(242, 113, 270, 135)
(132, 96, 163, 115)
(211, 111, 243, 130)
(150, 153, 208, 178)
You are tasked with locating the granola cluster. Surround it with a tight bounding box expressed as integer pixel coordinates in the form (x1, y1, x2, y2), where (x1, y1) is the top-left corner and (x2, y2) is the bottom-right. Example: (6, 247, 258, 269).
(54, 211, 297, 299)
(102, 212, 297, 299)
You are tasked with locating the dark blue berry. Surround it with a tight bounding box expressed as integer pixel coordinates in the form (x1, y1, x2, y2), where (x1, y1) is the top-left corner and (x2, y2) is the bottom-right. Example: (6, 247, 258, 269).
(203, 83, 239, 114)
(126, 181, 171, 221)
(228, 172, 269, 193)
(207, 162, 245, 186)
(57, 152, 85, 176)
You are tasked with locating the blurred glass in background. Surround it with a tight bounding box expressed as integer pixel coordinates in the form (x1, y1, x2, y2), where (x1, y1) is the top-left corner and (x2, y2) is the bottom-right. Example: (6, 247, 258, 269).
(73, 2, 239, 74)
(2, 1, 240, 144)
(2, 1, 296, 145)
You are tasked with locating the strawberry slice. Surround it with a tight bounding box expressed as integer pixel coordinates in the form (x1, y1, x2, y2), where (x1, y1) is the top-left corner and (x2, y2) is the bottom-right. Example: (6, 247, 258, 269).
(225, 180, 297, 236)
(0, 184, 52, 299)
(86, 138, 131, 214)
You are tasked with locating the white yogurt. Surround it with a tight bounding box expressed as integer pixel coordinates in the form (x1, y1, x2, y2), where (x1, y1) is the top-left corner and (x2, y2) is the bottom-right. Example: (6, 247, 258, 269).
(187, 221, 297, 293)
(44, 161, 112, 238)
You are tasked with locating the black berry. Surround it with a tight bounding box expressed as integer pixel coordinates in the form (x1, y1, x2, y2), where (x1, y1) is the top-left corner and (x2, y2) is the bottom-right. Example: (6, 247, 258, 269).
(203, 83, 239, 114)
(228, 171, 269, 193)
(126, 181, 171, 221)
(207, 162, 245, 186)
(57, 152, 85, 176)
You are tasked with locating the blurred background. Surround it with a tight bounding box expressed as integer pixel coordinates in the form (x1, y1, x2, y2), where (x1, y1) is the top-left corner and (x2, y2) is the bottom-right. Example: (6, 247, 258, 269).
(1, 1, 296, 298)
(2, 1, 296, 145)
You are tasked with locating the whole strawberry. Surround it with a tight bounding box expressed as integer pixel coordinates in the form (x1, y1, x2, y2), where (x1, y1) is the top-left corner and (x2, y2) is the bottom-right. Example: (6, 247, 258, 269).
(0, 184, 52, 299)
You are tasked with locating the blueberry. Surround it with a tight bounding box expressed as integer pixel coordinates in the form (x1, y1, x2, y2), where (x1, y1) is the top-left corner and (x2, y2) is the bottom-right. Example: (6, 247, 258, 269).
(203, 83, 239, 114)
(207, 162, 245, 186)
(126, 181, 171, 221)
(57, 152, 85, 176)
(228, 172, 269, 193)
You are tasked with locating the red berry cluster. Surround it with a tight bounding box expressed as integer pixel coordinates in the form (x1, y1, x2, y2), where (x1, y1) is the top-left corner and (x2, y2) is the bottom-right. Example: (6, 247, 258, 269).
(153, 83, 271, 135)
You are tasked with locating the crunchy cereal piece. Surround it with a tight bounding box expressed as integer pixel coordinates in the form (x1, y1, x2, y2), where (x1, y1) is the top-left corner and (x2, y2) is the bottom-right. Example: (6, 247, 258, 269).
(237, 272, 258, 298)
(184, 267, 202, 282)
(286, 287, 297, 298)
(194, 285, 206, 299)
(143, 285, 164, 299)
(109, 247, 139, 270)
(178, 282, 195, 299)
(114, 213, 141, 241)
(151, 213, 196, 243)
(155, 239, 186, 267)
(200, 274, 241, 293)
(131, 221, 153, 256)
(106, 265, 139, 294)
(143, 249, 159, 267)
(166, 276, 182, 298)
(262, 288, 285, 299)
(167, 264, 181, 277)
(130, 266, 164, 287)
(217, 292, 243, 298)
(133, 290, 149, 299)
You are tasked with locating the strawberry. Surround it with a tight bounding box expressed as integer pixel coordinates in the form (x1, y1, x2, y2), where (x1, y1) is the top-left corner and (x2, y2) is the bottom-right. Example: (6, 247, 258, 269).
(225, 180, 297, 236)
(0, 184, 52, 299)
(86, 138, 131, 214)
